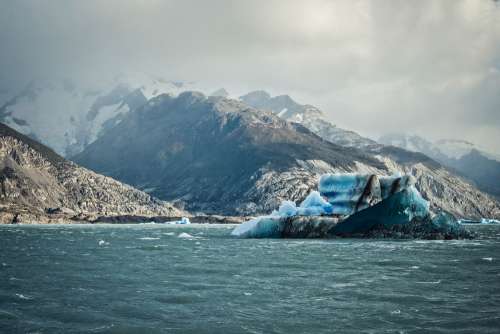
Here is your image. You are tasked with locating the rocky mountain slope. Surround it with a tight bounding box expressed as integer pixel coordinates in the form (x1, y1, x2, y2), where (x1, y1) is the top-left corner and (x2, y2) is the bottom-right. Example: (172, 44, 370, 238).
(74, 92, 387, 215)
(0, 75, 197, 157)
(74, 92, 500, 219)
(240, 91, 378, 149)
(0, 122, 182, 223)
(379, 134, 500, 199)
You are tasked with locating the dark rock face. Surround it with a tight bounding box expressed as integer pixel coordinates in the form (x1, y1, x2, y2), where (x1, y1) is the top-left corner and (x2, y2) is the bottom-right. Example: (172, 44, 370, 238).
(0, 122, 183, 224)
(74, 92, 383, 215)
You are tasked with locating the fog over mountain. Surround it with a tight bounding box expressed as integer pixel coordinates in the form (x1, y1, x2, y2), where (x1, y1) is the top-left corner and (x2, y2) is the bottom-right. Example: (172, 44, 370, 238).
(1, 0, 499, 153)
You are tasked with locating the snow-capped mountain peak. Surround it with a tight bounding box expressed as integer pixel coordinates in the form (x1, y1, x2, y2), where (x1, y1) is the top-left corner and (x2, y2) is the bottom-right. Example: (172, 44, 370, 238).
(0, 74, 201, 157)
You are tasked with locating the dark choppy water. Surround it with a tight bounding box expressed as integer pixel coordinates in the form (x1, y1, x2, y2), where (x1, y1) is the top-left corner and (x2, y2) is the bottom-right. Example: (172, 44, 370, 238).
(1, 224, 499, 334)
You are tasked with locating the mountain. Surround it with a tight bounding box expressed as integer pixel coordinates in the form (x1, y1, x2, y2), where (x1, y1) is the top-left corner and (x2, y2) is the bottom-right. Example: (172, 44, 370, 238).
(74, 92, 500, 219)
(0, 122, 182, 224)
(239, 91, 378, 149)
(210, 88, 229, 98)
(379, 134, 500, 199)
(74, 92, 387, 215)
(239, 91, 500, 218)
(0, 75, 197, 157)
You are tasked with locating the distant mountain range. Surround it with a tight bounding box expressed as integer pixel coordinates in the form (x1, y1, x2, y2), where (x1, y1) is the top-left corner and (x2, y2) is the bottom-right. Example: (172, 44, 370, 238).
(0, 122, 182, 224)
(74, 92, 500, 218)
(1, 78, 498, 219)
(379, 134, 500, 199)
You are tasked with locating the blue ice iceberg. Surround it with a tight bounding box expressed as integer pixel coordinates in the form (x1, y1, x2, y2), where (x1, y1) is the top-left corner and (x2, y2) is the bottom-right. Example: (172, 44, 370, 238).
(232, 191, 333, 238)
(271, 191, 333, 217)
(331, 185, 429, 236)
(318, 173, 416, 216)
(232, 173, 472, 239)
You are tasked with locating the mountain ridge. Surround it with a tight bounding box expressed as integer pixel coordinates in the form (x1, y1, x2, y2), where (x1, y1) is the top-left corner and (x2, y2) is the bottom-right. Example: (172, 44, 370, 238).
(379, 133, 500, 199)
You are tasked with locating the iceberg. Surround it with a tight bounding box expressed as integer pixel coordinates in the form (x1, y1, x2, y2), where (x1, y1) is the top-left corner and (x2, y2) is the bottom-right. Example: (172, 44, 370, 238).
(318, 173, 416, 216)
(318, 174, 382, 215)
(232, 191, 333, 238)
(331, 185, 429, 236)
(481, 218, 500, 224)
(165, 217, 191, 225)
(271, 191, 333, 217)
(232, 173, 473, 239)
(457, 218, 500, 224)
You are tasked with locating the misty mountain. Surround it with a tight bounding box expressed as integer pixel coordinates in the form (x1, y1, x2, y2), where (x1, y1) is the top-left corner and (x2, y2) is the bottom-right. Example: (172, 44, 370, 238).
(0, 122, 182, 224)
(0, 75, 197, 157)
(379, 133, 500, 199)
(74, 92, 500, 219)
(240, 91, 378, 149)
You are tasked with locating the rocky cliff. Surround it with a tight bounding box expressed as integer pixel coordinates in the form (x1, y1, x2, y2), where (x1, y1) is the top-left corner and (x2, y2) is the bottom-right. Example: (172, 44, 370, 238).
(0, 122, 183, 223)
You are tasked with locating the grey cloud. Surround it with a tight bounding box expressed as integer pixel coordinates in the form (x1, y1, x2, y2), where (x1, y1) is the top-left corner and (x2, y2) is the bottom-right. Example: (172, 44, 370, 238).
(0, 0, 499, 151)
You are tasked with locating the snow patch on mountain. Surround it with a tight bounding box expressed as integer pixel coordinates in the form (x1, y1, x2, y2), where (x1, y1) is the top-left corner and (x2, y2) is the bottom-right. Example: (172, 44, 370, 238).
(0, 75, 202, 157)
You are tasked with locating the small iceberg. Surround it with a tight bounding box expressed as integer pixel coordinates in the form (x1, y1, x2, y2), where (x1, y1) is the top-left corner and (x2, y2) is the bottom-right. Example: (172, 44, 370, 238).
(232, 173, 473, 239)
(481, 218, 500, 224)
(457, 218, 500, 224)
(165, 217, 191, 225)
(178, 232, 194, 239)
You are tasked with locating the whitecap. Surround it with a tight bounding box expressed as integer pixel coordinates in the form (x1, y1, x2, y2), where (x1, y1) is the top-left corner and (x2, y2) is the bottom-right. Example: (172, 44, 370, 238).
(163, 232, 175, 236)
(15, 294, 33, 300)
(244, 292, 252, 296)
(178, 232, 195, 239)
(482, 257, 493, 261)
(410, 266, 420, 269)
(138, 237, 160, 240)
(390, 310, 401, 315)
(416, 280, 441, 284)
(331, 283, 357, 288)
(98, 240, 109, 246)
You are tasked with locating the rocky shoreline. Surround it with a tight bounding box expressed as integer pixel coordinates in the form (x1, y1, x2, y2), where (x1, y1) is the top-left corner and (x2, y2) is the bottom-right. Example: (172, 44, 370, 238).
(0, 209, 248, 225)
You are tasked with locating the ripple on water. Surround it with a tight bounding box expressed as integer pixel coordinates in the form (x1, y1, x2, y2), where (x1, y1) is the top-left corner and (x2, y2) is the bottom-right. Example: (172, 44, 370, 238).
(0, 224, 499, 333)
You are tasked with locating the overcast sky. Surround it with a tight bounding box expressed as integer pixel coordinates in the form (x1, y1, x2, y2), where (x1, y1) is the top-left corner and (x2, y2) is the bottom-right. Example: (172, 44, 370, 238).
(1, 0, 499, 152)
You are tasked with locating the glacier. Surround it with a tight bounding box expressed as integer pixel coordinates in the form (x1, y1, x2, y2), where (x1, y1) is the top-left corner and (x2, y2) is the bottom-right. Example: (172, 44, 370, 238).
(232, 173, 473, 239)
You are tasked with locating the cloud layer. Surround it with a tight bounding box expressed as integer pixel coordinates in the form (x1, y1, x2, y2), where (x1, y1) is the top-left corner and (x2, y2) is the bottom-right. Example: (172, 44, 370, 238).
(1, 0, 499, 152)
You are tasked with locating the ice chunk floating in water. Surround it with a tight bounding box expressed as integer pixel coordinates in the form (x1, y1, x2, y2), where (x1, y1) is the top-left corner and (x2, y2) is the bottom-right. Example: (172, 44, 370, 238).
(178, 232, 195, 238)
(165, 217, 191, 225)
(232, 173, 472, 239)
(232, 191, 333, 238)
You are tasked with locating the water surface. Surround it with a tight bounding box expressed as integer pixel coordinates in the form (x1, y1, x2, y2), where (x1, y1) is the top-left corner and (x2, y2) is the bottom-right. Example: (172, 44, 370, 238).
(1, 224, 499, 333)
